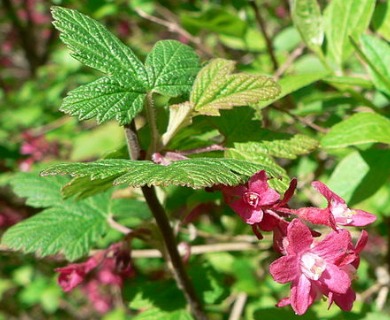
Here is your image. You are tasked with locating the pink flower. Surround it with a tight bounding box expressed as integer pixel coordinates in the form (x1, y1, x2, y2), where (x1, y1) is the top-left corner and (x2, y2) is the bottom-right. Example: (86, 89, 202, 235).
(82, 280, 112, 314)
(222, 170, 281, 224)
(294, 181, 376, 229)
(55, 256, 100, 292)
(325, 230, 368, 311)
(270, 219, 354, 315)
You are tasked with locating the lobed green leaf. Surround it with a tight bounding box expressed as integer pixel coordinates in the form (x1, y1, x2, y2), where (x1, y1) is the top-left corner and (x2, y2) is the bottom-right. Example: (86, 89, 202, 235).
(51, 6, 147, 81)
(41, 158, 279, 190)
(10, 173, 69, 208)
(60, 76, 146, 125)
(52, 7, 200, 125)
(190, 59, 280, 115)
(1, 193, 111, 261)
(224, 144, 290, 193)
(145, 40, 200, 97)
(255, 134, 319, 159)
(321, 112, 390, 148)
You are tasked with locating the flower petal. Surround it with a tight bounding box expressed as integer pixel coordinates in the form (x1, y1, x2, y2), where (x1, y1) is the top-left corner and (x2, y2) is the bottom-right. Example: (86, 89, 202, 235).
(313, 229, 351, 264)
(278, 178, 297, 207)
(347, 209, 377, 226)
(287, 219, 312, 254)
(319, 263, 351, 294)
(248, 171, 280, 205)
(270, 255, 299, 283)
(230, 198, 263, 224)
(330, 287, 356, 311)
(290, 274, 314, 315)
(294, 207, 336, 229)
(312, 181, 345, 205)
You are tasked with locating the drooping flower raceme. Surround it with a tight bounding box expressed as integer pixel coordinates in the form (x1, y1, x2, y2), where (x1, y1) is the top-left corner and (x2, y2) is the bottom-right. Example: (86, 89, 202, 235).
(269, 219, 358, 315)
(293, 181, 376, 229)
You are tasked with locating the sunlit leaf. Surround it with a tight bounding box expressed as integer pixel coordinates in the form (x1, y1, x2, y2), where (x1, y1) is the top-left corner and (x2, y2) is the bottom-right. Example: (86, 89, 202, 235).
(359, 34, 390, 95)
(291, 0, 324, 51)
(145, 40, 200, 97)
(321, 112, 390, 148)
(324, 0, 375, 66)
(191, 59, 280, 116)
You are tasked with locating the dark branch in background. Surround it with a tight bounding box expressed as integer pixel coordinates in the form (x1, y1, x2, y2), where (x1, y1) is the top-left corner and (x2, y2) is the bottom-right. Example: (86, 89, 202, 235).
(2, 0, 56, 77)
(248, 0, 279, 71)
(123, 121, 207, 320)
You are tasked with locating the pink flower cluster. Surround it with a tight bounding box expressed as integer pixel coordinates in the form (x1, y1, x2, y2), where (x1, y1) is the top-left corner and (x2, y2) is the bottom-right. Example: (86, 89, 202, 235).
(55, 243, 134, 314)
(221, 170, 376, 315)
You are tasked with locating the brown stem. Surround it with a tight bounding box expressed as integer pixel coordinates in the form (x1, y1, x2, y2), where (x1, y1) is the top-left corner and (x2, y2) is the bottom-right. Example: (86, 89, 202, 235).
(123, 120, 206, 320)
(141, 186, 207, 319)
(249, 0, 279, 71)
(386, 218, 390, 276)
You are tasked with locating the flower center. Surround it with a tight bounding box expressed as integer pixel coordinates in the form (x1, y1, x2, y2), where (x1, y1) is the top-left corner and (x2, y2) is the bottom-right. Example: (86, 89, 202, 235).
(331, 202, 355, 224)
(244, 192, 260, 207)
(300, 252, 326, 281)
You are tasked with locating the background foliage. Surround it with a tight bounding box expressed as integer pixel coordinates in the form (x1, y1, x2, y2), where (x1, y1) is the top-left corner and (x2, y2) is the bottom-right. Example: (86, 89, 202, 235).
(0, 0, 389, 319)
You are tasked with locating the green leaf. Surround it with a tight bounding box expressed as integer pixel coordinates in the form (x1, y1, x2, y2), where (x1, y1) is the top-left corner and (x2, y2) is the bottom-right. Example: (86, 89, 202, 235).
(128, 279, 186, 311)
(62, 174, 124, 199)
(52, 8, 200, 125)
(51, 6, 147, 81)
(132, 309, 193, 320)
(372, 1, 390, 41)
(225, 144, 290, 193)
(291, 0, 324, 51)
(359, 34, 390, 95)
(327, 149, 390, 205)
(257, 72, 329, 108)
(41, 158, 278, 189)
(9, 173, 68, 208)
(190, 59, 280, 116)
(323, 76, 373, 89)
(1, 192, 111, 260)
(145, 40, 200, 97)
(324, 0, 375, 66)
(180, 6, 247, 37)
(60, 76, 146, 125)
(189, 262, 227, 304)
(256, 134, 319, 159)
(321, 112, 390, 148)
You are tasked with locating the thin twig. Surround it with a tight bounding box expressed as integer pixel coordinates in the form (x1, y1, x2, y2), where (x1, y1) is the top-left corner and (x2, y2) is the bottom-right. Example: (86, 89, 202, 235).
(271, 104, 328, 133)
(107, 216, 132, 235)
(131, 242, 259, 258)
(275, 44, 305, 79)
(249, 0, 279, 71)
(228, 293, 248, 320)
(135, 8, 213, 58)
